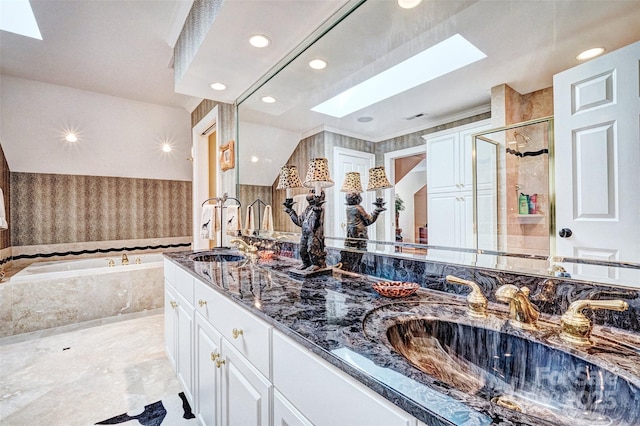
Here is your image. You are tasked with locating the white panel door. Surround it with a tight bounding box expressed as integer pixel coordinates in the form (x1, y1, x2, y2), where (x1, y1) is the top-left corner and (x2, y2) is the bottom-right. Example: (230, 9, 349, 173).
(426, 132, 460, 193)
(221, 341, 271, 426)
(195, 315, 222, 426)
(333, 147, 376, 240)
(554, 40, 640, 281)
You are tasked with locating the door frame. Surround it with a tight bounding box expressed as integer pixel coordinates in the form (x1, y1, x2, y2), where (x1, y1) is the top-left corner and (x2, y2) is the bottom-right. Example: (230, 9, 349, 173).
(332, 147, 376, 242)
(384, 144, 427, 251)
(192, 106, 219, 250)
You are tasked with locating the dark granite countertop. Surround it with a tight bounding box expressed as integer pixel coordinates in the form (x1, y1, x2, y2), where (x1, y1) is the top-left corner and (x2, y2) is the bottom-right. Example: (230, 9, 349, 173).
(163, 250, 640, 426)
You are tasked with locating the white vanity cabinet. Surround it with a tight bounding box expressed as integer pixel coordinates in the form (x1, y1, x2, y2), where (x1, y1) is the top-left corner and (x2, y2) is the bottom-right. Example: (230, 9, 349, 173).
(272, 331, 417, 426)
(164, 260, 195, 404)
(164, 259, 422, 426)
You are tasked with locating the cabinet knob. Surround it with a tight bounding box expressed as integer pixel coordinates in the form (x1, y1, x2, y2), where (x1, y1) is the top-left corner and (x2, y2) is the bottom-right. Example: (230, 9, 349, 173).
(211, 352, 220, 361)
(170, 301, 177, 309)
(232, 328, 244, 339)
(198, 299, 207, 307)
(216, 359, 226, 368)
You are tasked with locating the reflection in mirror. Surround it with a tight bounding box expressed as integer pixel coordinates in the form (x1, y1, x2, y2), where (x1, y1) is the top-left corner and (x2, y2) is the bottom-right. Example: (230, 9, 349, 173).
(237, 1, 640, 285)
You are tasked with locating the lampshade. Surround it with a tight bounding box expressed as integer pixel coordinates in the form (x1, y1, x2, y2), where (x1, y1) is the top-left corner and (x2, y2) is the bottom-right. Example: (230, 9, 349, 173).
(366, 166, 392, 191)
(276, 165, 303, 190)
(340, 172, 363, 193)
(303, 158, 334, 189)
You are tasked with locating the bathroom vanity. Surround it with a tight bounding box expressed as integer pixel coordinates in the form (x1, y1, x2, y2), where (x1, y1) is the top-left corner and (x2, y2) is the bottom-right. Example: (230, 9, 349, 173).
(163, 248, 640, 426)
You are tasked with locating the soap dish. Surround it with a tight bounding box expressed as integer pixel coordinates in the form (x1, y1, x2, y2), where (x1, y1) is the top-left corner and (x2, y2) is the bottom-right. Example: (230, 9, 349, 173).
(372, 281, 420, 298)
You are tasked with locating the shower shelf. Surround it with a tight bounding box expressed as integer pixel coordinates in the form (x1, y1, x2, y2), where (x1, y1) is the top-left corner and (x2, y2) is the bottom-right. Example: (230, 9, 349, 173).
(516, 214, 544, 223)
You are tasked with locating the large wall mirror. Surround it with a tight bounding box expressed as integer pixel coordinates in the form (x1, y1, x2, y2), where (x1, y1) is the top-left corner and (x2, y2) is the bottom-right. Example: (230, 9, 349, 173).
(236, 0, 640, 285)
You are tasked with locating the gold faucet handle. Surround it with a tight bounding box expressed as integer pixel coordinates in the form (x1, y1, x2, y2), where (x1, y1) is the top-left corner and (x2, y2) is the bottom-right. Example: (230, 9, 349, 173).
(561, 299, 629, 345)
(445, 275, 488, 318)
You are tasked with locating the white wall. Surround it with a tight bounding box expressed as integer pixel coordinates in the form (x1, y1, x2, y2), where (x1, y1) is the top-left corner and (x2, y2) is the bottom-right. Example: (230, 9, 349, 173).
(238, 121, 301, 186)
(0, 75, 192, 181)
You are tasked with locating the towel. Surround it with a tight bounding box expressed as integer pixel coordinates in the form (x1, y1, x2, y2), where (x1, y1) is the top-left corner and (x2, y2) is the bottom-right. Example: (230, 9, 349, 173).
(293, 194, 308, 217)
(226, 204, 242, 234)
(200, 204, 220, 240)
(261, 205, 274, 232)
(244, 206, 256, 234)
(0, 189, 6, 230)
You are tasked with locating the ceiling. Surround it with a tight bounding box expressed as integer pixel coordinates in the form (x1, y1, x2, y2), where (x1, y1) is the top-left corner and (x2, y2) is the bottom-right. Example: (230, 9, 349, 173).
(0, 0, 352, 111)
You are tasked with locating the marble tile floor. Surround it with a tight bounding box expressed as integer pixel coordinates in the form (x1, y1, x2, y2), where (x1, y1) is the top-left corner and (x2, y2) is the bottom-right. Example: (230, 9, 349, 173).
(0, 313, 191, 426)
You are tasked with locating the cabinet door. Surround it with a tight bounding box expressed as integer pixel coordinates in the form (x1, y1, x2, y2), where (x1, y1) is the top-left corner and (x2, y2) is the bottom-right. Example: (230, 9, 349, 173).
(177, 297, 194, 404)
(195, 314, 222, 426)
(164, 285, 178, 370)
(427, 132, 460, 193)
(273, 389, 313, 426)
(220, 341, 271, 426)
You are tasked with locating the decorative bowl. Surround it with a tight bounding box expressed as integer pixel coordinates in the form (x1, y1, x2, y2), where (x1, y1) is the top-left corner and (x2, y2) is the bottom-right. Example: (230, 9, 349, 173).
(257, 250, 275, 260)
(372, 281, 420, 298)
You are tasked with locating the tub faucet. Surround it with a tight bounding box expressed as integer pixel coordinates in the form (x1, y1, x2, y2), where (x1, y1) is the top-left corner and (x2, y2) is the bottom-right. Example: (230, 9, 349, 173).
(495, 284, 540, 330)
(445, 275, 488, 318)
(560, 299, 629, 345)
(121, 253, 129, 265)
(108, 259, 115, 267)
(230, 239, 258, 253)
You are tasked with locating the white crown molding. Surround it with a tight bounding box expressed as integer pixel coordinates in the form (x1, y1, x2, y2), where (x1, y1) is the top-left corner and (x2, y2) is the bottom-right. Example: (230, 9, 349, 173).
(184, 97, 204, 113)
(166, 0, 194, 48)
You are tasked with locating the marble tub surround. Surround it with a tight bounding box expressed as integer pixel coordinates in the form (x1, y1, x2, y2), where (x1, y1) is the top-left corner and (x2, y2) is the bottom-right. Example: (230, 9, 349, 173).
(164, 250, 640, 425)
(0, 260, 164, 338)
(245, 236, 640, 335)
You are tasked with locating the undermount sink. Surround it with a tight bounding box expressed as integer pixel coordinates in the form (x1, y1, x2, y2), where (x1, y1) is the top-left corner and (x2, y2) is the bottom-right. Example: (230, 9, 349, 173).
(386, 317, 640, 425)
(362, 300, 640, 426)
(190, 252, 246, 263)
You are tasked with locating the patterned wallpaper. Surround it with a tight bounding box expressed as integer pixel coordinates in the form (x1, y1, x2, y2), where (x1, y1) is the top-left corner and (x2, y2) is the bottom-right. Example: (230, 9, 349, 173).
(11, 173, 192, 246)
(0, 144, 10, 251)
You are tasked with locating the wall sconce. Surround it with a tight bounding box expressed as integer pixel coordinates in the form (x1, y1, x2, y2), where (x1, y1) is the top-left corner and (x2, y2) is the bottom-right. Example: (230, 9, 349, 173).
(366, 166, 392, 209)
(276, 165, 303, 200)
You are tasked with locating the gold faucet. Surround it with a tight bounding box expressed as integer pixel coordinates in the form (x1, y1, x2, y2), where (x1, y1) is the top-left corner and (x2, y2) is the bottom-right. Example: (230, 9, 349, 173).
(445, 275, 488, 318)
(108, 259, 115, 267)
(230, 238, 258, 253)
(121, 253, 129, 265)
(495, 284, 540, 330)
(560, 299, 629, 345)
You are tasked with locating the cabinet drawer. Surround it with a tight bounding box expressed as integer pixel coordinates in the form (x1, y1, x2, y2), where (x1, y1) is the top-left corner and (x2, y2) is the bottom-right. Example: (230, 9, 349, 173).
(195, 279, 271, 379)
(273, 330, 416, 426)
(174, 265, 195, 305)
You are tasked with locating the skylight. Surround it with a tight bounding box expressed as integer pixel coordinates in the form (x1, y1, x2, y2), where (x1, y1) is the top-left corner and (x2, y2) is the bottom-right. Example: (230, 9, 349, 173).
(311, 34, 486, 118)
(0, 0, 42, 40)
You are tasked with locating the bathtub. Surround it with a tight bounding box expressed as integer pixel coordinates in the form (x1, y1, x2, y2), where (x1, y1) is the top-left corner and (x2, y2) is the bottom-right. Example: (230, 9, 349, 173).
(11, 253, 164, 283)
(2, 253, 165, 338)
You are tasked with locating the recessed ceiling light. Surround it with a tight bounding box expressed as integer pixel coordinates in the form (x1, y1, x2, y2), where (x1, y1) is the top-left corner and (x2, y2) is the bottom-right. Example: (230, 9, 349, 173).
(210, 82, 227, 91)
(576, 47, 605, 61)
(249, 34, 271, 48)
(261, 96, 276, 104)
(357, 116, 373, 123)
(397, 0, 422, 9)
(162, 143, 172, 153)
(309, 59, 327, 70)
(65, 133, 78, 142)
(311, 34, 486, 118)
(250, 156, 259, 163)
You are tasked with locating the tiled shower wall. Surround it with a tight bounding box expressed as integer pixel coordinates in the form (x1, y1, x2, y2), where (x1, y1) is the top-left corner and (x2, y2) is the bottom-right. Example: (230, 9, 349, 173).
(11, 172, 192, 247)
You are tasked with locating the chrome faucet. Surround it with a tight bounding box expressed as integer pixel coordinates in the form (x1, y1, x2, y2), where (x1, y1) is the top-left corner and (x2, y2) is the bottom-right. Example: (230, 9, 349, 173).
(121, 253, 129, 265)
(560, 299, 629, 345)
(495, 284, 540, 330)
(445, 275, 488, 318)
(230, 238, 258, 253)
